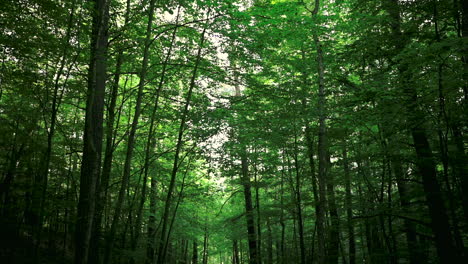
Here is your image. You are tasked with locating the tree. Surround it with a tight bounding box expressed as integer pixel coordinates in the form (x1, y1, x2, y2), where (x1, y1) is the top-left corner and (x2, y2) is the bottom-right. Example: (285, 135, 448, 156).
(74, 0, 109, 263)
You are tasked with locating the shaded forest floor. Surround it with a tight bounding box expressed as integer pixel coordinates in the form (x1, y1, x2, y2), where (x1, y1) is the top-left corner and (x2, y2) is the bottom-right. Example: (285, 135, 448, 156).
(0, 222, 72, 264)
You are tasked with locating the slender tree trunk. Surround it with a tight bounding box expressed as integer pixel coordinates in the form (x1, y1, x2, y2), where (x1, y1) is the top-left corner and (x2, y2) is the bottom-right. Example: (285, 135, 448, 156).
(386, 0, 460, 262)
(202, 231, 208, 264)
(32, 3, 77, 261)
(156, 17, 208, 264)
(234, 240, 240, 264)
(74, 0, 109, 263)
(0, 140, 23, 209)
(391, 151, 421, 264)
(266, 218, 273, 264)
(234, 104, 259, 264)
(163, 154, 193, 261)
(192, 241, 198, 264)
(241, 153, 258, 264)
(133, 8, 181, 264)
(102, 1, 156, 263)
(254, 163, 263, 264)
(314, 31, 328, 264)
(146, 165, 158, 264)
(308, 2, 328, 263)
(326, 153, 339, 264)
(456, 0, 468, 223)
(342, 143, 355, 264)
(89, 0, 131, 262)
(461, 0, 468, 103)
(279, 162, 286, 264)
(305, 125, 321, 262)
(292, 140, 306, 264)
(433, 3, 466, 254)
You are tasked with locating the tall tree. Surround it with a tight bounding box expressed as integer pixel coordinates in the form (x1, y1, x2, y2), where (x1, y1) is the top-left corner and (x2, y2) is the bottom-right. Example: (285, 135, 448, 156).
(385, 0, 460, 262)
(74, 0, 109, 263)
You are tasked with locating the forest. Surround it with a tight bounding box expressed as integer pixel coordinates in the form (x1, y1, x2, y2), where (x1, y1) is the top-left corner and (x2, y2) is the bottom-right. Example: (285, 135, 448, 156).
(0, 0, 467, 263)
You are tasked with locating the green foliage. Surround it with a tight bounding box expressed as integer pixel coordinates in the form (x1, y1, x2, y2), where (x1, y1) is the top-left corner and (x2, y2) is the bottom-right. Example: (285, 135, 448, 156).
(0, 0, 466, 263)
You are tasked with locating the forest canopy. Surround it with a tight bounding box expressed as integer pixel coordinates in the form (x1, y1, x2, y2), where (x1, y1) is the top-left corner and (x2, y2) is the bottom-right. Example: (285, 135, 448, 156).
(0, 0, 467, 263)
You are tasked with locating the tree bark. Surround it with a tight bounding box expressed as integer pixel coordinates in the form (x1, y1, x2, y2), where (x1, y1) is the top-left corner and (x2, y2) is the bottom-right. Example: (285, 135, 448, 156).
(74, 0, 109, 263)
(89, 0, 131, 261)
(241, 153, 258, 264)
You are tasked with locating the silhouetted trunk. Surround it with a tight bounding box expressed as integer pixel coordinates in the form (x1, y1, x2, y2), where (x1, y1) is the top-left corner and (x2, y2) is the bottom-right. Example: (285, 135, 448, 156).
(266, 218, 273, 264)
(314, 34, 328, 264)
(32, 3, 77, 261)
(433, 3, 466, 254)
(192, 241, 198, 264)
(233, 240, 240, 264)
(461, 0, 468, 102)
(448, 0, 468, 226)
(254, 162, 263, 264)
(292, 140, 306, 264)
(342, 143, 355, 264)
(163, 154, 192, 262)
(156, 17, 208, 264)
(307, 1, 328, 262)
(279, 162, 286, 264)
(326, 152, 339, 264)
(146, 165, 158, 264)
(241, 153, 258, 264)
(391, 152, 421, 264)
(202, 231, 208, 264)
(74, 0, 109, 263)
(89, 0, 131, 262)
(0, 140, 23, 207)
(102, 1, 156, 263)
(90, 17, 123, 264)
(133, 8, 181, 264)
(386, 0, 460, 262)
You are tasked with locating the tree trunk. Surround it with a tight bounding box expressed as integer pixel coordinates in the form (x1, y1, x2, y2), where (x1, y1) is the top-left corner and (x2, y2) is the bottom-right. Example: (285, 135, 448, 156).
(32, 3, 77, 261)
(233, 240, 240, 264)
(102, 0, 156, 263)
(146, 165, 158, 264)
(449, 0, 468, 226)
(279, 161, 286, 264)
(326, 153, 339, 264)
(241, 153, 258, 264)
(74, 0, 109, 263)
(308, 1, 328, 263)
(254, 162, 263, 264)
(342, 143, 355, 264)
(89, 0, 131, 262)
(202, 231, 208, 264)
(292, 141, 306, 264)
(391, 151, 421, 264)
(385, 0, 460, 262)
(266, 218, 273, 264)
(156, 17, 208, 264)
(192, 240, 198, 264)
